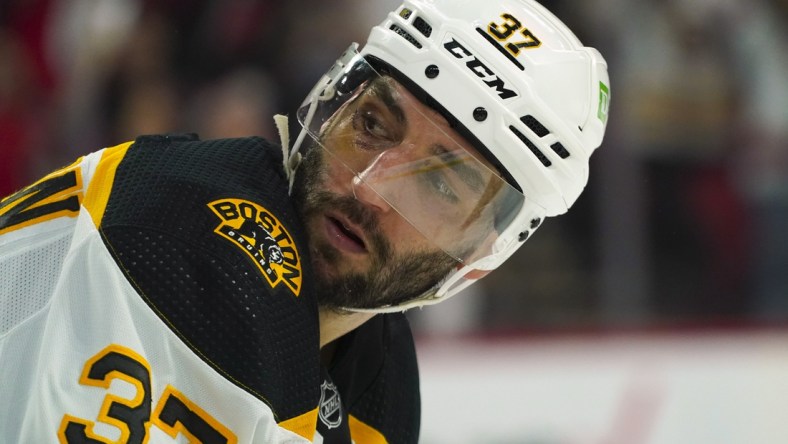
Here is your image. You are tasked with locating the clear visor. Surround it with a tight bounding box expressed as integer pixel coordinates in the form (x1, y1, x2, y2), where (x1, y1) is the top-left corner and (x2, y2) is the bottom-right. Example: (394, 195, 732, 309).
(296, 51, 526, 266)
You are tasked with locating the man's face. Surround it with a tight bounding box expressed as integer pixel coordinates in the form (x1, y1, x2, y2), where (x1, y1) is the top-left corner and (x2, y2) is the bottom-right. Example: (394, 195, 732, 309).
(293, 76, 500, 310)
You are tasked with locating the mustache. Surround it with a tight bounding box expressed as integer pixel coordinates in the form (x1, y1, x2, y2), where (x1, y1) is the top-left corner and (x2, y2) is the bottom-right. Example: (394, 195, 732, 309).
(294, 142, 392, 260)
(316, 192, 375, 233)
(305, 189, 392, 260)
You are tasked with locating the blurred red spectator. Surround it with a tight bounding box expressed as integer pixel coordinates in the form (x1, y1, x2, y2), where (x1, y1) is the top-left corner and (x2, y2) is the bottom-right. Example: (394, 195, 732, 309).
(0, 0, 57, 197)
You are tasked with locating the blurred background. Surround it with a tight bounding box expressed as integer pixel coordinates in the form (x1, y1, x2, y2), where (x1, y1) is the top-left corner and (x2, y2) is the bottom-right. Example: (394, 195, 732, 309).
(2, 0, 787, 442)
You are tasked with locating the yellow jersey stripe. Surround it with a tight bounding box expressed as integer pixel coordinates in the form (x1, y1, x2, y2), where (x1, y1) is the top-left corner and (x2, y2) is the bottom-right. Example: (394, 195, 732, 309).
(349, 415, 389, 444)
(278, 407, 318, 441)
(83, 141, 133, 228)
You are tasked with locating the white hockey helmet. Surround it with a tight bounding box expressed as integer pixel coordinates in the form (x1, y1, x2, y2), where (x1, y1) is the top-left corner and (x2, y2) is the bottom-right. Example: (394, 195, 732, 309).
(289, 0, 610, 312)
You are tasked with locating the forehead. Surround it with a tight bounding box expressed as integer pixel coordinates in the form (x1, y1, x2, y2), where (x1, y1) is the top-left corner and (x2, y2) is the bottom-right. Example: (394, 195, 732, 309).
(369, 77, 499, 172)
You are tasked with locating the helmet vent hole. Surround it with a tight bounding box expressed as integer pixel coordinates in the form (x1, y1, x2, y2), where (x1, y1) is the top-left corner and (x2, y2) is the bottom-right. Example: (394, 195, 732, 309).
(509, 126, 552, 167)
(550, 142, 571, 159)
(389, 24, 422, 49)
(399, 8, 412, 19)
(521, 115, 550, 137)
(425, 64, 440, 79)
(413, 16, 433, 38)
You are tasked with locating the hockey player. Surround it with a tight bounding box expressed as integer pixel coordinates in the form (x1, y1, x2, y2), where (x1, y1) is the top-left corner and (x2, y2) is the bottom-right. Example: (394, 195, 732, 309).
(0, 0, 609, 443)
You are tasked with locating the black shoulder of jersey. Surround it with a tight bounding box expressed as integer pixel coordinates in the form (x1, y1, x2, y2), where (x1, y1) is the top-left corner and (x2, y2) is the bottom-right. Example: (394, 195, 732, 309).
(99, 134, 320, 421)
(329, 313, 421, 444)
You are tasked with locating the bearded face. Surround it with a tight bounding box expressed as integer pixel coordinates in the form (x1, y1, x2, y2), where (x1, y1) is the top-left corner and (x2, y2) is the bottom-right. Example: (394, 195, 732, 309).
(292, 140, 457, 310)
(291, 75, 506, 311)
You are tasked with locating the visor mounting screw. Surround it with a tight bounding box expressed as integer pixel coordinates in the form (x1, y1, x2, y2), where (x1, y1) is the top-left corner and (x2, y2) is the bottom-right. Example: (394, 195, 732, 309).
(518, 231, 530, 242)
(530, 218, 542, 229)
(425, 64, 440, 79)
(473, 107, 488, 122)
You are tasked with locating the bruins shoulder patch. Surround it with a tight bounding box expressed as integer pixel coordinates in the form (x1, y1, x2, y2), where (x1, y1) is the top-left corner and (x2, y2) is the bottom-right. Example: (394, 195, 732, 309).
(209, 198, 302, 296)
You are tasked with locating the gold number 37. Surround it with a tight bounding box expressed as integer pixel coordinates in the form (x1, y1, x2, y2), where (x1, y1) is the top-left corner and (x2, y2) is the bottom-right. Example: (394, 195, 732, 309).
(58, 345, 238, 444)
(487, 13, 542, 56)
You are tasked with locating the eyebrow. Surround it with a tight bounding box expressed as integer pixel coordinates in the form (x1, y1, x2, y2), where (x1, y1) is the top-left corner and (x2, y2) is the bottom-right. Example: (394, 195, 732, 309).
(366, 77, 406, 124)
(431, 144, 486, 194)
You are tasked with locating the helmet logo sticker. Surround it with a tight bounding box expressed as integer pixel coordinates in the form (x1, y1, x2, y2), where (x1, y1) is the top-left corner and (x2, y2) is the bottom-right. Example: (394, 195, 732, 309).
(598, 82, 610, 123)
(444, 37, 518, 100)
(208, 198, 302, 296)
(487, 13, 542, 56)
(474, 13, 542, 72)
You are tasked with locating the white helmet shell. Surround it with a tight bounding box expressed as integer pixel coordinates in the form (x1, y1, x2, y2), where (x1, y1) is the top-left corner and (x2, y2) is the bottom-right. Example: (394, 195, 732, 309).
(360, 0, 610, 219)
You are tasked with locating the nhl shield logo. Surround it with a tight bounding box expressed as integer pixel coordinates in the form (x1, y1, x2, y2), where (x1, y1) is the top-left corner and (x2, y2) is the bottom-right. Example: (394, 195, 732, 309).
(318, 380, 343, 429)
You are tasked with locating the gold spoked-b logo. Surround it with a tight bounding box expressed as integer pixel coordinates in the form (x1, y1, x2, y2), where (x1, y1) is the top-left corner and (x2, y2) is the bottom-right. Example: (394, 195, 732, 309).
(208, 198, 302, 296)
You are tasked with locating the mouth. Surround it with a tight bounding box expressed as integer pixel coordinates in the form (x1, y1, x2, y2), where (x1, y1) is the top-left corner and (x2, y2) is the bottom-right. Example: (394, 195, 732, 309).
(323, 213, 368, 254)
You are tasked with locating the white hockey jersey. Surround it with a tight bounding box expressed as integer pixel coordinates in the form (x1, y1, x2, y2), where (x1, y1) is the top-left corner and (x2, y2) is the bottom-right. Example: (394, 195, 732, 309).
(0, 134, 421, 444)
(0, 136, 322, 443)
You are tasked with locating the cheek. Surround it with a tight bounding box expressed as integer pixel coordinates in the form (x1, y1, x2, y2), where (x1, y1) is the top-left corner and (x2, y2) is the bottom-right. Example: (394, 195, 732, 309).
(379, 212, 440, 254)
(317, 144, 356, 193)
(322, 120, 366, 171)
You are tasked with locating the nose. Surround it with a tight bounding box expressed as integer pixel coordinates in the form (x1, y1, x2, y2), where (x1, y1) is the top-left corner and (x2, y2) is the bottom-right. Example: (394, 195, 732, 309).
(352, 150, 408, 213)
(352, 174, 393, 213)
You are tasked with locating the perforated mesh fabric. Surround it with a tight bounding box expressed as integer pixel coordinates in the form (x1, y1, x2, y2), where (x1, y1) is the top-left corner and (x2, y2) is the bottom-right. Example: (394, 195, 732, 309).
(0, 230, 73, 335)
(99, 134, 320, 420)
(329, 314, 421, 443)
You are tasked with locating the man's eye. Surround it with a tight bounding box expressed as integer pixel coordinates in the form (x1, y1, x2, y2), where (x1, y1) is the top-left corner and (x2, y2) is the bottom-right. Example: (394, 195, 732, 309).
(425, 171, 459, 204)
(358, 111, 389, 139)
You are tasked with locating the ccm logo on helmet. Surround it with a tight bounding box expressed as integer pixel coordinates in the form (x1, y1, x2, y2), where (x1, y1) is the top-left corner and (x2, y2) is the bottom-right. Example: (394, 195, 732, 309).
(444, 38, 518, 100)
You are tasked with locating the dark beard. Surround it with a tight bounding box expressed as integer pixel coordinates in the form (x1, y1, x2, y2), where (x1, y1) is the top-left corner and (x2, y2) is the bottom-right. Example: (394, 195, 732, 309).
(291, 143, 457, 310)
